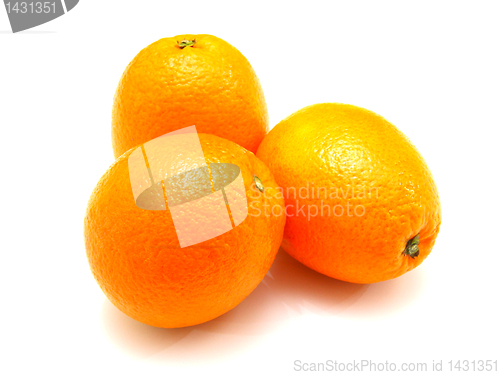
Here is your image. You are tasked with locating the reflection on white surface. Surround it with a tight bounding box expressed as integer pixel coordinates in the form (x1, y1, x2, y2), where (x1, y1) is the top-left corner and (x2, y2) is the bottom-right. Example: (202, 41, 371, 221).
(101, 250, 426, 361)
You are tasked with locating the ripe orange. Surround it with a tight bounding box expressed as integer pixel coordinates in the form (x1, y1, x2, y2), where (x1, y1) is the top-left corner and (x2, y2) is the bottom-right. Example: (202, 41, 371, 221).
(111, 34, 269, 157)
(84, 134, 285, 328)
(257, 103, 441, 284)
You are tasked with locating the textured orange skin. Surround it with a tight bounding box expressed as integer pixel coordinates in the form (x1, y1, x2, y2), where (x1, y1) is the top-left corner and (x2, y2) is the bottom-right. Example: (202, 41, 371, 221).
(85, 134, 285, 328)
(111, 34, 269, 157)
(257, 103, 441, 284)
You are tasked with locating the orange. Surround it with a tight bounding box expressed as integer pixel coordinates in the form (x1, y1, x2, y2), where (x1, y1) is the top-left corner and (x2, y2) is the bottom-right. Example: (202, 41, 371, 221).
(84, 134, 285, 328)
(257, 103, 441, 284)
(111, 34, 268, 157)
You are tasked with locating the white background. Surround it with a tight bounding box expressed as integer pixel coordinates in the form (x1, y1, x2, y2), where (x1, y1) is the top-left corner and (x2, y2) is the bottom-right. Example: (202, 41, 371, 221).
(1, 1, 499, 374)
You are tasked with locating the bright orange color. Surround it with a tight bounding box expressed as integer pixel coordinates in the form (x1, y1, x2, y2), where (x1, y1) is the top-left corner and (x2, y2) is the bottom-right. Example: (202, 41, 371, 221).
(257, 103, 441, 284)
(85, 134, 285, 328)
(111, 34, 269, 158)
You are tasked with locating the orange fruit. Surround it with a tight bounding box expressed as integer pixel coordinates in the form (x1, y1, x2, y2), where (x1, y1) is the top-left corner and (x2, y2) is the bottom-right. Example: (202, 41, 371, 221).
(257, 103, 441, 284)
(84, 134, 285, 328)
(111, 34, 269, 157)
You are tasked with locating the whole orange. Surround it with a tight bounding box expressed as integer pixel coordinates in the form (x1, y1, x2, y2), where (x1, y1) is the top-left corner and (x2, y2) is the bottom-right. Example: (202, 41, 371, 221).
(111, 34, 269, 157)
(257, 103, 441, 284)
(84, 134, 285, 328)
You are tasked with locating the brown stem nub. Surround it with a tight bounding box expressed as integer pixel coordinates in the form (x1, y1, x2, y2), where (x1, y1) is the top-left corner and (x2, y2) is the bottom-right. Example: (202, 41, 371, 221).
(177, 39, 196, 49)
(404, 234, 420, 258)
